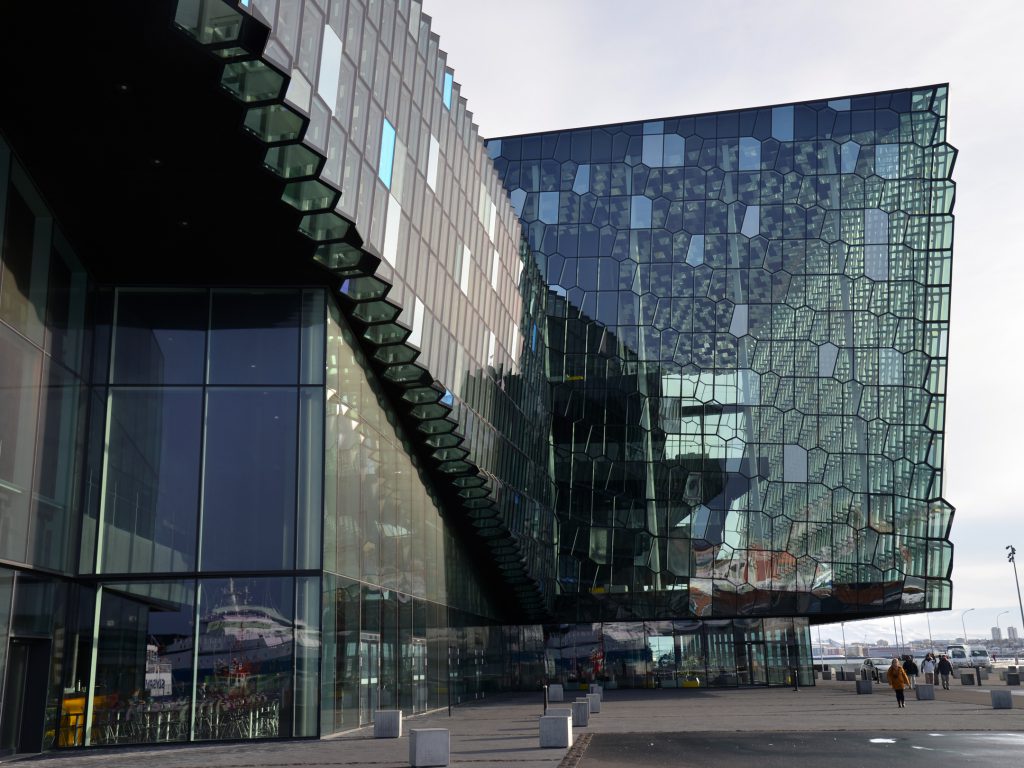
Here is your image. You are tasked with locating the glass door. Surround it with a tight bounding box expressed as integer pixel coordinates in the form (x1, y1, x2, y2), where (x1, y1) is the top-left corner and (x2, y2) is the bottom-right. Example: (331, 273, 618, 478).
(746, 642, 768, 686)
(0, 638, 50, 755)
(357, 633, 380, 726)
(411, 639, 427, 713)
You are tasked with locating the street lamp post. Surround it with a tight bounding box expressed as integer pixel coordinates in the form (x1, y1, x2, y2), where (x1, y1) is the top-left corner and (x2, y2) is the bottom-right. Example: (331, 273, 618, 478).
(961, 607, 975, 644)
(1009, 546, 1024, 654)
(996, 610, 1009, 641)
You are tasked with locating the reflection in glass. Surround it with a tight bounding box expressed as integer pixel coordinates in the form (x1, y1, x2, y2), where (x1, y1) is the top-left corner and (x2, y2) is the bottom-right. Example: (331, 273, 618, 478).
(31, 362, 84, 572)
(208, 291, 300, 385)
(0, 328, 41, 564)
(101, 389, 202, 573)
(112, 291, 207, 385)
(88, 582, 194, 746)
(201, 389, 296, 572)
(0, 180, 47, 345)
(195, 577, 294, 740)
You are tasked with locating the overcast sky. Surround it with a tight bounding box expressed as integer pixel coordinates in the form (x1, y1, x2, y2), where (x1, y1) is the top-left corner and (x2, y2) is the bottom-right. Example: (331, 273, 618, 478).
(422, 0, 1024, 645)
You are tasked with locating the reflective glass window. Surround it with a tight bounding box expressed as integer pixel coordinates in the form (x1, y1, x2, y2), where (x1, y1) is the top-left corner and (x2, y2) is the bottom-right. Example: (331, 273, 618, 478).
(318, 24, 343, 111)
(201, 388, 297, 571)
(30, 361, 83, 571)
(739, 137, 761, 170)
(196, 577, 294, 739)
(101, 389, 202, 573)
(113, 291, 207, 385)
(771, 106, 794, 141)
(631, 196, 652, 229)
(378, 118, 396, 188)
(208, 291, 300, 385)
(0, 179, 47, 345)
(45, 232, 87, 374)
(442, 71, 453, 109)
(0, 328, 41, 564)
(89, 582, 194, 746)
(427, 135, 440, 191)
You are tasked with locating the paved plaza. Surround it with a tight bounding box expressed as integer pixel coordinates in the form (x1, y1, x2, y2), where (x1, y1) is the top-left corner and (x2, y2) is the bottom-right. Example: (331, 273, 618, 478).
(4, 680, 1022, 768)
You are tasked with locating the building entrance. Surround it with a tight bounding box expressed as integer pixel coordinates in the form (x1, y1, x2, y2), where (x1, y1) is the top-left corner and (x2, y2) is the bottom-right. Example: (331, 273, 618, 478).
(357, 633, 380, 726)
(0, 637, 50, 755)
(743, 642, 768, 686)
(410, 638, 428, 713)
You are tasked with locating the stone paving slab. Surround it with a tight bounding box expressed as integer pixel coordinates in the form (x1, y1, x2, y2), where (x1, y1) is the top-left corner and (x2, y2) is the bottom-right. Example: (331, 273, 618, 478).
(6, 684, 1023, 768)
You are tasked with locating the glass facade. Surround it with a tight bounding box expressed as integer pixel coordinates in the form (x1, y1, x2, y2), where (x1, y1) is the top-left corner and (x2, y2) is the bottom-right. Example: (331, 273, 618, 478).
(489, 88, 956, 625)
(0, 0, 956, 756)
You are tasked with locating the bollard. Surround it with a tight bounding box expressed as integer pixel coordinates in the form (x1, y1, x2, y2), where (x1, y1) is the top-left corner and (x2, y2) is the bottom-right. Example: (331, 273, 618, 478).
(543, 684, 548, 714)
(855, 679, 872, 694)
(915, 684, 935, 701)
(571, 699, 590, 727)
(539, 715, 573, 748)
(991, 690, 1013, 710)
(409, 728, 450, 767)
(373, 710, 402, 738)
(1006, 672, 1020, 686)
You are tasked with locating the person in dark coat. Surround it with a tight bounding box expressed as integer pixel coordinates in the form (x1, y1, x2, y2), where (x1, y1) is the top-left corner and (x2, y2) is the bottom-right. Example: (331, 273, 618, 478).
(936, 654, 954, 690)
(902, 655, 919, 689)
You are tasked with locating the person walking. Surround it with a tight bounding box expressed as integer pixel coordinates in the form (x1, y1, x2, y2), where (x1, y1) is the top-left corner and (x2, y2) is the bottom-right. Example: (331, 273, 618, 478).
(921, 653, 936, 685)
(902, 655, 919, 689)
(887, 657, 911, 708)
(937, 654, 953, 690)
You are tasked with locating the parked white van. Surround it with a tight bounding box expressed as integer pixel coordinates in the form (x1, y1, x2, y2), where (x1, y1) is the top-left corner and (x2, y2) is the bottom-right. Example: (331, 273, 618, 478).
(946, 644, 993, 670)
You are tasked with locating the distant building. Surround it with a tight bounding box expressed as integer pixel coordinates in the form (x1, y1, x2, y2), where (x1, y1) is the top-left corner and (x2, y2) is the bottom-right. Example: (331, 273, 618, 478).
(992, 626, 1002, 641)
(1009, 626, 1020, 641)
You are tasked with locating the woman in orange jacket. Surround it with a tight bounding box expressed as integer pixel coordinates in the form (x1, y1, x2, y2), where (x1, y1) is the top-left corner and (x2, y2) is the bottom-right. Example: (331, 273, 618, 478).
(886, 657, 911, 708)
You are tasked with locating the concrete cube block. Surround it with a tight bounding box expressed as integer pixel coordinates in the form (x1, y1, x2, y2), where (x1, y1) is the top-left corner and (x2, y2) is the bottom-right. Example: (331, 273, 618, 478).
(409, 728, 450, 767)
(991, 690, 1013, 709)
(571, 700, 590, 727)
(373, 709, 402, 738)
(591, 684, 603, 700)
(539, 715, 573, 748)
(960, 672, 977, 686)
(855, 680, 872, 694)
(915, 684, 935, 700)
(548, 683, 564, 702)
(546, 707, 572, 721)
(586, 692, 601, 713)
(1007, 672, 1020, 686)
(821, 669, 832, 680)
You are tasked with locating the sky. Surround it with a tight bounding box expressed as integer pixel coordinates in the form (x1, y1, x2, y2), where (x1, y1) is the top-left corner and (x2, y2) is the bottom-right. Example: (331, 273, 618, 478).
(421, 0, 1024, 645)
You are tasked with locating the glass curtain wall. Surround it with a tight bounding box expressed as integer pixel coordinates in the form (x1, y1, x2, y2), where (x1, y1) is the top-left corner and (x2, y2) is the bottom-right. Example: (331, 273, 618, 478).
(0, 135, 89, 757)
(543, 618, 811, 689)
(74, 287, 324, 745)
(320, 306, 503, 735)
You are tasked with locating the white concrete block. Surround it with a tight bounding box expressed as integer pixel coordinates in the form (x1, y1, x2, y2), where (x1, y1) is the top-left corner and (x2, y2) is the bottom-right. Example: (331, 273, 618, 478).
(586, 692, 601, 713)
(991, 690, 1013, 709)
(546, 706, 572, 722)
(409, 728, 449, 767)
(590, 684, 603, 700)
(374, 709, 402, 738)
(571, 700, 590, 727)
(915, 684, 935, 701)
(548, 683, 564, 702)
(539, 715, 573, 748)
